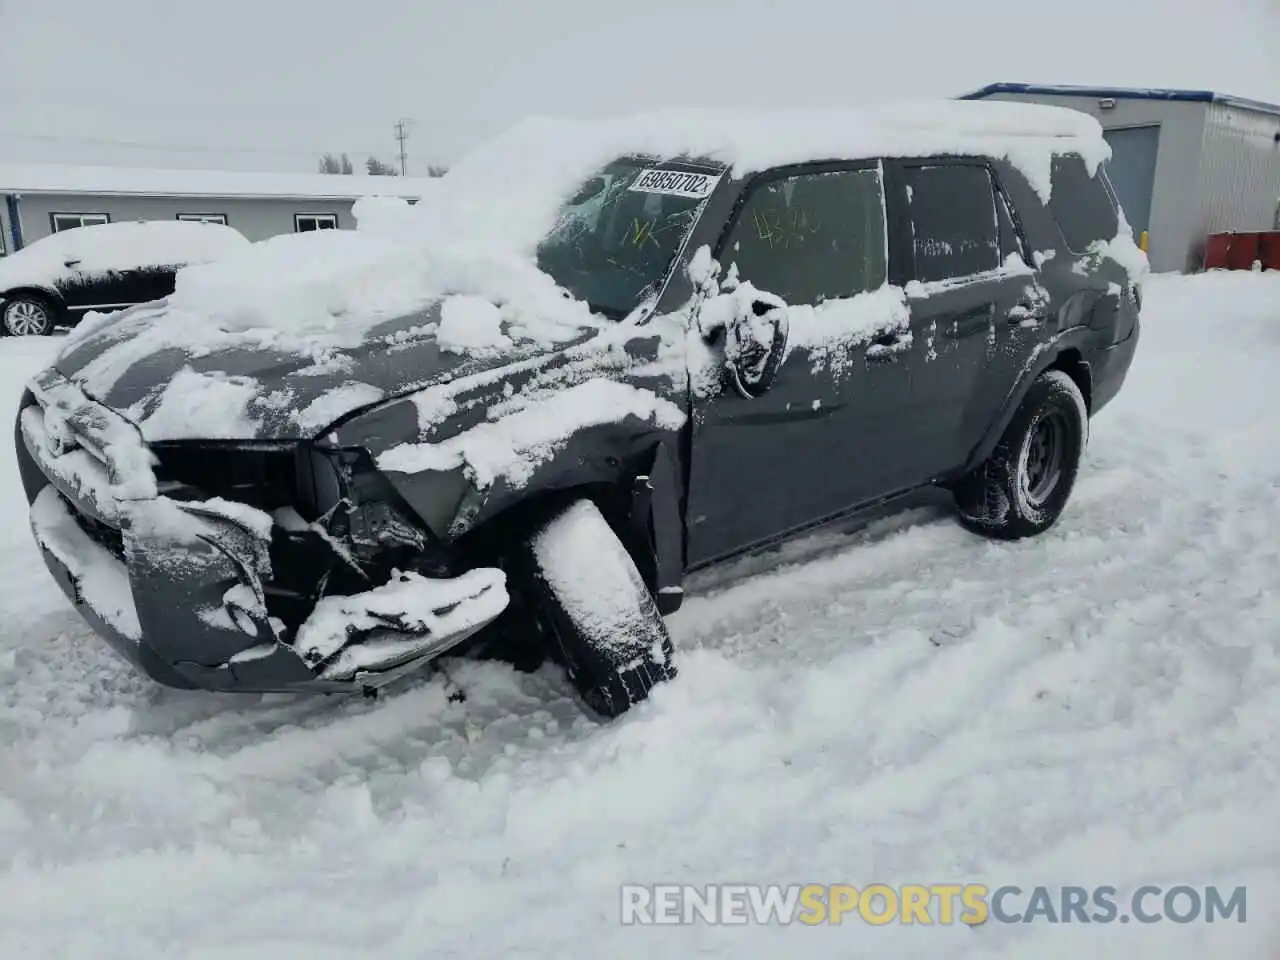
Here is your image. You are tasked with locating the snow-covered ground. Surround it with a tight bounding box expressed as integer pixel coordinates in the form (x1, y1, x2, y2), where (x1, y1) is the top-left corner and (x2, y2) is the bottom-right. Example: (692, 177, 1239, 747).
(1, 271, 1277, 958)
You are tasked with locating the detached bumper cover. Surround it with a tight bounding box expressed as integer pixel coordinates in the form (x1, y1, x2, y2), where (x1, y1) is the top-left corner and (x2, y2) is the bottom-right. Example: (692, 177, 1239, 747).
(18, 369, 509, 693)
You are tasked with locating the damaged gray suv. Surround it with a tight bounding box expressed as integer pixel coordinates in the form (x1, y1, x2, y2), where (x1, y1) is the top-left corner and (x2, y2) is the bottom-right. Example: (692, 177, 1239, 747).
(15, 103, 1143, 718)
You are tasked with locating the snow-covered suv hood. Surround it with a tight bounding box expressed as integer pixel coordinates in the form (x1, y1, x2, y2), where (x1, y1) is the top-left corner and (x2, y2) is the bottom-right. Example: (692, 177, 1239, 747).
(46, 230, 611, 443)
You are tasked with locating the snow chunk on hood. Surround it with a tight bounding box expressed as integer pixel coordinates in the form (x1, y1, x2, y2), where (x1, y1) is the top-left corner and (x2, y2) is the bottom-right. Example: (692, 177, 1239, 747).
(168, 230, 443, 337)
(129, 367, 263, 441)
(160, 228, 604, 350)
(437, 295, 514, 355)
(377, 378, 686, 490)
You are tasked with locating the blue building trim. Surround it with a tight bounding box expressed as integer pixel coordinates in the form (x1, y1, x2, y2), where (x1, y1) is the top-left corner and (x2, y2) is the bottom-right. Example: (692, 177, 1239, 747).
(4, 194, 22, 252)
(959, 82, 1280, 119)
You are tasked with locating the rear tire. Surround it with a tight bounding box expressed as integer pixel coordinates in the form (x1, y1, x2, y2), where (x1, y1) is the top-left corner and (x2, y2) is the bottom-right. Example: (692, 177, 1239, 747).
(955, 369, 1088, 540)
(2, 294, 56, 337)
(524, 499, 677, 719)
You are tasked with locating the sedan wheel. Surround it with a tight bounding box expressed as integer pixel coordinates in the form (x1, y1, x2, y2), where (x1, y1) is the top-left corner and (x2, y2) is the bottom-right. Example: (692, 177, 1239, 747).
(3, 297, 54, 336)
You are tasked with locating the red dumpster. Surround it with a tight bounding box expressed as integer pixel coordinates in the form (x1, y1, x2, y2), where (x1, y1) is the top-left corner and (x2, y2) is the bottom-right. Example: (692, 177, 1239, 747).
(1204, 233, 1231, 269)
(1260, 232, 1280, 271)
(1205, 231, 1280, 270)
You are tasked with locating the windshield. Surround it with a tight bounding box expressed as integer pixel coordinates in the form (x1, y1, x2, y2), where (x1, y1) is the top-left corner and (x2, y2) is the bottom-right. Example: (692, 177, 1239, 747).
(535, 158, 722, 319)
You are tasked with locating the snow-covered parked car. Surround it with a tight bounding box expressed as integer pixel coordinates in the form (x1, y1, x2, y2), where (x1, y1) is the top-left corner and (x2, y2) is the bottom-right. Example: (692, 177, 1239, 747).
(14, 101, 1145, 718)
(0, 219, 250, 336)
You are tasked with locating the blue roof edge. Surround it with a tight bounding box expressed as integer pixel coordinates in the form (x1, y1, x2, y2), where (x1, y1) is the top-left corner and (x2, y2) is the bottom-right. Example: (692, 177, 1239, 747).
(959, 82, 1280, 119)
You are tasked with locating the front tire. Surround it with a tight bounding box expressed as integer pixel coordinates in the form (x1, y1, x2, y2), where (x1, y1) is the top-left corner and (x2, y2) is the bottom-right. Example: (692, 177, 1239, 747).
(3, 294, 56, 337)
(955, 369, 1088, 540)
(525, 499, 677, 719)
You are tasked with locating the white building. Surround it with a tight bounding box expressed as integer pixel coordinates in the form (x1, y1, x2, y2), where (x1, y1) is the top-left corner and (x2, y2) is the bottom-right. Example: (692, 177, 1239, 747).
(0, 164, 441, 255)
(961, 83, 1280, 273)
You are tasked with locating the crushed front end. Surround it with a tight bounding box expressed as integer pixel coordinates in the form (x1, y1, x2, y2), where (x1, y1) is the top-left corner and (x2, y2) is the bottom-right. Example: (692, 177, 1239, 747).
(14, 369, 509, 693)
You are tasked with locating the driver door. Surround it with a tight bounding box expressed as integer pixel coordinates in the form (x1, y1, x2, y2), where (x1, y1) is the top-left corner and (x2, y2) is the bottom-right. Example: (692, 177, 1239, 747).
(684, 162, 913, 568)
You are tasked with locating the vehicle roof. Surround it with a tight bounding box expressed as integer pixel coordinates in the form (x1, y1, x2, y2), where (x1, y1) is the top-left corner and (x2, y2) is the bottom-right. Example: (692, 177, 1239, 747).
(431, 100, 1110, 247)
(456, 100, 1106, 175)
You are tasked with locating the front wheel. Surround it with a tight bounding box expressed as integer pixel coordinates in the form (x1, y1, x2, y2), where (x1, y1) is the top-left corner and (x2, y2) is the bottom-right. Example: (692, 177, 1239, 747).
(3, 294, 56, 336)
(955, 369, 1088, 540)
(524, 499, 677, 719)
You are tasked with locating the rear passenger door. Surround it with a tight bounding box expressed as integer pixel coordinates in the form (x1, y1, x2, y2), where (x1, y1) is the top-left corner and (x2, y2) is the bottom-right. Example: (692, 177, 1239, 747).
(884, 158, 1038, 481)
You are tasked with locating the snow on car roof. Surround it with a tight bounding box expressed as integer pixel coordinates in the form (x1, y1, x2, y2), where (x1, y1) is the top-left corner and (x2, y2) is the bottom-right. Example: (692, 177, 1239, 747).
(0, 163, 441, 201)
(409, 99, 1112, 259)
(443, 100, 1111, 206)
(0, 219, 251, 293)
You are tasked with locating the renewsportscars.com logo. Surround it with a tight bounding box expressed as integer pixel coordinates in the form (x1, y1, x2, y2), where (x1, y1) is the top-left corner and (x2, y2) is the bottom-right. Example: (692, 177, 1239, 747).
(620, 884, 1248, 926)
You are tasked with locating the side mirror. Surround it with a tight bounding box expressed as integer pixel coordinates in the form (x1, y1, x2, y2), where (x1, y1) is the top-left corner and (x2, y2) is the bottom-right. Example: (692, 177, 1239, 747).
(724, 292, 789, 399)
(64, 258, 82, 268)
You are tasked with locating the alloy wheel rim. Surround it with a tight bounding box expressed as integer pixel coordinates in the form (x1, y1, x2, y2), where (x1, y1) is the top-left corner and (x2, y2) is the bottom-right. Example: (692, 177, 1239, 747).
(6, 301, 48, 336)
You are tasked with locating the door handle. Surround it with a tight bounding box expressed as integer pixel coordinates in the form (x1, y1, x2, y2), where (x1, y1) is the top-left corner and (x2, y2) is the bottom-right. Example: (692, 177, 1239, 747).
(944, 304, 996, 339)
(1010, 300, 1049, 326)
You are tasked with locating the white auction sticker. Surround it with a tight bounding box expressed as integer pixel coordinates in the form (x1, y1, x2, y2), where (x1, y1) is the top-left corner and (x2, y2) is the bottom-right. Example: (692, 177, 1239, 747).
(628, 167, 722, 200)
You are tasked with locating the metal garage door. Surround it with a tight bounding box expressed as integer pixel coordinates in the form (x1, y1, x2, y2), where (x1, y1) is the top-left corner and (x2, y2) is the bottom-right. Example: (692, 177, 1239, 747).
(1102, 125, 1160, 237)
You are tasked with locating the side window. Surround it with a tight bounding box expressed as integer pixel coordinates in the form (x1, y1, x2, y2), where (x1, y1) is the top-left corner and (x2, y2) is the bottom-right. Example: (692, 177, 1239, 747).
(1048, 154, 1119, 252)
(720, 167, 886, 306)
(903, 163, 999, 283)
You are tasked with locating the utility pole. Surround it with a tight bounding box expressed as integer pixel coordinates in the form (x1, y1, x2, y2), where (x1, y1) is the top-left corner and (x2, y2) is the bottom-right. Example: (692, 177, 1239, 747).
(393, 119, 410, 176)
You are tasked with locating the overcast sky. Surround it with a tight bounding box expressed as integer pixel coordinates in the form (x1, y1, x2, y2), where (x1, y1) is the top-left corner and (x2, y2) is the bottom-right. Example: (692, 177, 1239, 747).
(1, 0, 1277, 175)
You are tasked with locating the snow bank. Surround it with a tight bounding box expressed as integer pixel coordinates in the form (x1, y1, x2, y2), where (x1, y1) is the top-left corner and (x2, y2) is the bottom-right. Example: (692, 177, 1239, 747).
(1, 273, 1280, 960)
(0, 220, 249, 293)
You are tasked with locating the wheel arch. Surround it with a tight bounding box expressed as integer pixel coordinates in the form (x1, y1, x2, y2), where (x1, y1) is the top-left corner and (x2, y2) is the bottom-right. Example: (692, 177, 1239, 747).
(2, 285, 65, 310)
(962, 331, 1094, 475)
(453, 439, 686, 614)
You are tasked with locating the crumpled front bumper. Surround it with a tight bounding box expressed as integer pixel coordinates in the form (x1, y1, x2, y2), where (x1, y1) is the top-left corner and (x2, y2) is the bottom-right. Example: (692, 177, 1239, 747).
(16, 368, 510, 694)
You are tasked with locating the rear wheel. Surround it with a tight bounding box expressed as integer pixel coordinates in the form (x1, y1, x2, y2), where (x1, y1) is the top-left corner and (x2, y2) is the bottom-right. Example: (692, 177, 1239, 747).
(955, 369, 1088, 540)
(3, 294, 56, 336)
(524, 499, 677, 719)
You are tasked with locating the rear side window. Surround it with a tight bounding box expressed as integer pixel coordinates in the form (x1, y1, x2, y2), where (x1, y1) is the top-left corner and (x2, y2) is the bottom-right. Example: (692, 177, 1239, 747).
(903, 164, 999, 283)
(1048, 154, 1119, 251)
(720, 166, 886, 306)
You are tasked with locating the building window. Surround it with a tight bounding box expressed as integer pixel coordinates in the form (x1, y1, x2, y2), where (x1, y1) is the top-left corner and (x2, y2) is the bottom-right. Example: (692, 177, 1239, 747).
(295, 213, 338, 232)
(177, 213, 228, 224)
(51, 213, 110, 233)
